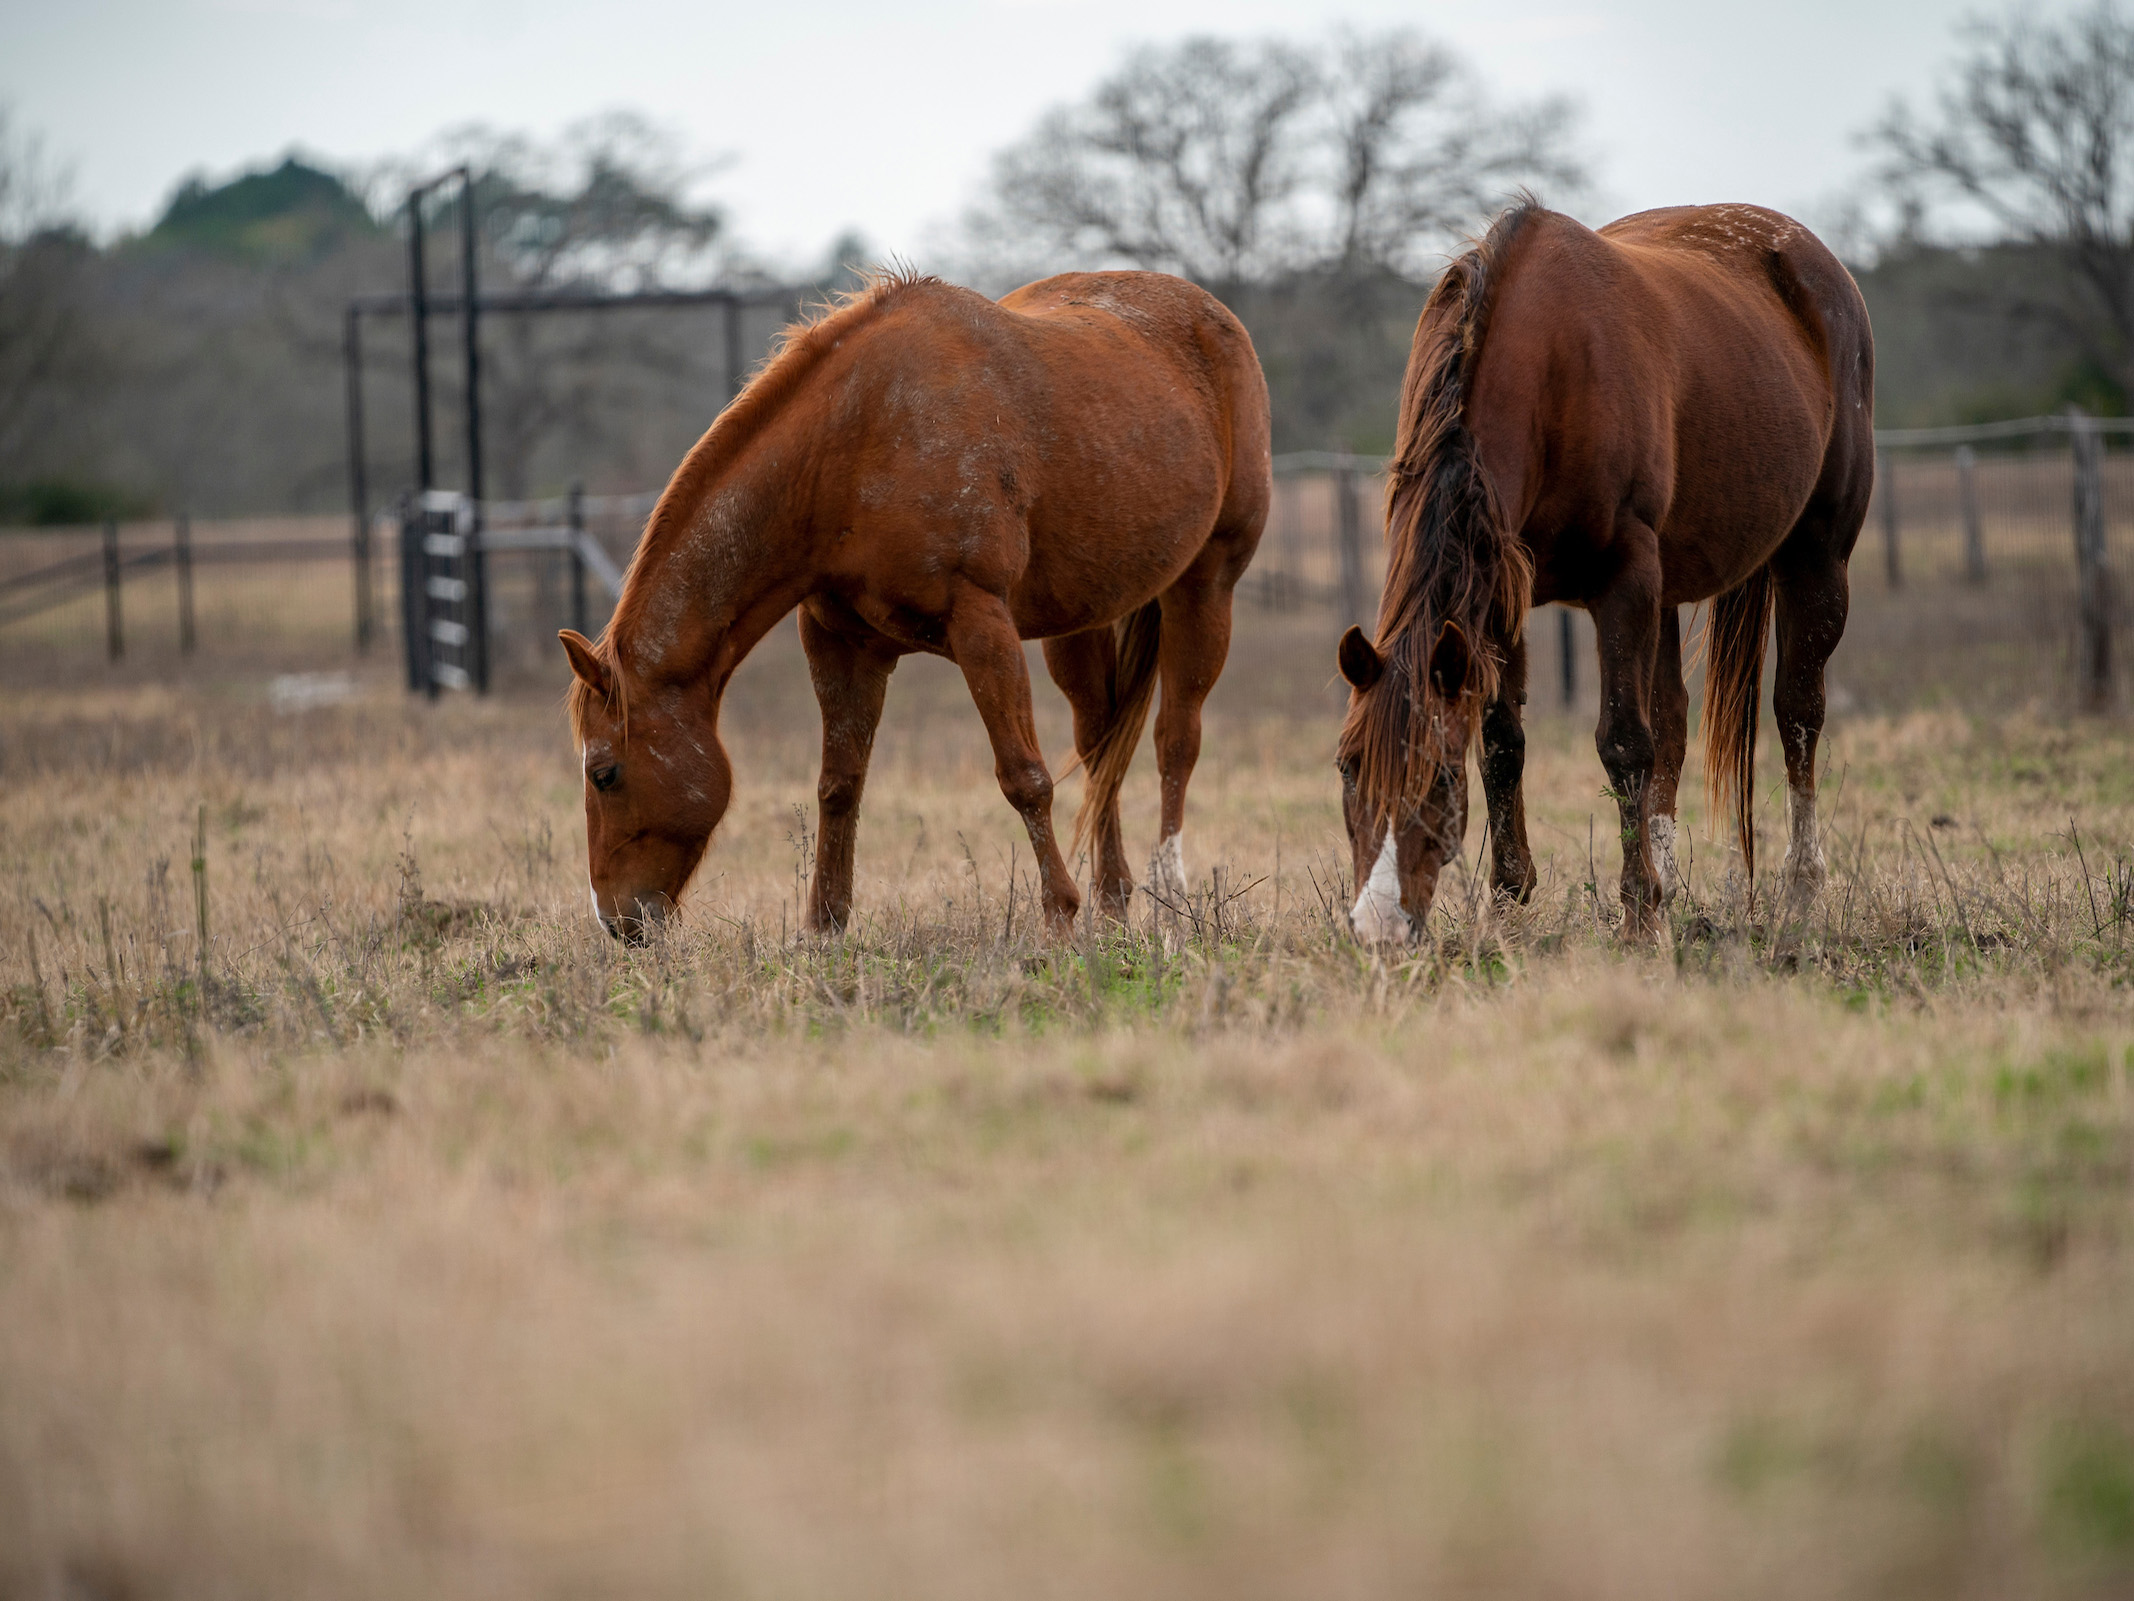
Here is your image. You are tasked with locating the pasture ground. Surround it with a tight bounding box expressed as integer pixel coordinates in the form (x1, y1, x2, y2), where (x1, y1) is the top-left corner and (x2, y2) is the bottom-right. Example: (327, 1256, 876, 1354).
(4, 615, 2134, 1599)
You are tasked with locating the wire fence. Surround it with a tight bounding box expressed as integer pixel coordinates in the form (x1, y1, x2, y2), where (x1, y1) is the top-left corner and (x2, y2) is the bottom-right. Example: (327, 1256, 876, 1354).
(7, 416, 2134, 720)
(1249, 419, 2134, 720)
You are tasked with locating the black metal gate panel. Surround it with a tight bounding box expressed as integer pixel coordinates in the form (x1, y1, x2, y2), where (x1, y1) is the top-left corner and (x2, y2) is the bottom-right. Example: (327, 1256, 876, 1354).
(401, 491, 487, 694)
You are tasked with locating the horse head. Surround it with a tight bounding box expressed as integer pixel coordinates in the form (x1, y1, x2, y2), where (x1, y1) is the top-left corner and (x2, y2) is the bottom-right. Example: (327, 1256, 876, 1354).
(1334, 619, 1476, 949)
(561, 628, 730, 942)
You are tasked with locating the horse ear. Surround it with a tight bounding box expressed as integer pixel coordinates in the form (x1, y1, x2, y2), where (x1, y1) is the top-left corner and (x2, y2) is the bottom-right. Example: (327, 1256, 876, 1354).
(1428, 621, 1473, 698)
(558, 630, 611, 696)
(1337, 626, 1385, 691)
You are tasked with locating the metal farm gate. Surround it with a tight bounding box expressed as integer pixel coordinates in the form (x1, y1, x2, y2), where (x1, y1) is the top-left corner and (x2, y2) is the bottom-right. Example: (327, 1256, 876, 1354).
(398, 488, 626, 696)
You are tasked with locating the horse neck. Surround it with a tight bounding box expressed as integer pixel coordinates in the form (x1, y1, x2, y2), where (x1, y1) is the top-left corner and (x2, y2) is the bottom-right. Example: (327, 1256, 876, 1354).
(614, 426, 817, 695)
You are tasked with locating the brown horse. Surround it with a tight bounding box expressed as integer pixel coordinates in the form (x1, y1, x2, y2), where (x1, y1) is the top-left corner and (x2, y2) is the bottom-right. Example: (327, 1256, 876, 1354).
(1335, 200, 1874, 944)
(560, 270, 1270, 939)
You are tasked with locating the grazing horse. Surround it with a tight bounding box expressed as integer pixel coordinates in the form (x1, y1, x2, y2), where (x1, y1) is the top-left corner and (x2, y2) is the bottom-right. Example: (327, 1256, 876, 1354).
(560, 270, 1271, 939)
(1335, 200, 1875, 944)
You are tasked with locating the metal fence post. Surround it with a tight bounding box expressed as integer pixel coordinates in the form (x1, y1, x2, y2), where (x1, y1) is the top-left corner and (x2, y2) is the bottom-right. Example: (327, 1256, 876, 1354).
(354, 508, 373, 655)
(345, 303, 371, 653)
(175, 512, 194, 655)
(568, 480, 589, 636)
(1957, 444, 1986, 584)
(400, 495, 426, 692)
(1560, 607, 1576, 709)
(408, 194, 433, 495)
(1878, 448, 1901, 589)
(1335, 457, 1366, 631)
(102, 519, 122, 661)
(2072, 409, 2112, 710)
(467, 504, 489, 695)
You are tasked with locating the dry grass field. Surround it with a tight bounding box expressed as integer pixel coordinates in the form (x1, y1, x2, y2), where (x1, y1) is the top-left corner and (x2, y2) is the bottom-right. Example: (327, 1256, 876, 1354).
(4, 612, 2134, 1599)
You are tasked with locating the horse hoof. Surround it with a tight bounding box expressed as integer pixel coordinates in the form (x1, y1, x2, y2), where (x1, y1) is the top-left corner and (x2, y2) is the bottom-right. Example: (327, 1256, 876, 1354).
(1650, 815, 1682, 904)
(1781, 846, 1827, 909)
(1490, 866, 1538, 906)
(1617, 898, 1664, 945)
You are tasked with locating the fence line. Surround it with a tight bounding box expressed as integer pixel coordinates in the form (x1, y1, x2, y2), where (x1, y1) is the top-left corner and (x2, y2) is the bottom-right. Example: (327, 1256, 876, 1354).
(6, 413, 2133, 718)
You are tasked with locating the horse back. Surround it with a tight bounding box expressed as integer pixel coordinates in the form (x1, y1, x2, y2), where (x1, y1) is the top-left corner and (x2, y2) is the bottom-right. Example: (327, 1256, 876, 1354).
(801, 272, 1269, 640)
(996, 271, 1272, 515)
(1472, 205, 1872, 604)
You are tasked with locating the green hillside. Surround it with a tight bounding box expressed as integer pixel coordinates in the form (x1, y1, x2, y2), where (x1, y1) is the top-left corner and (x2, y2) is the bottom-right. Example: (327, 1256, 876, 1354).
(146, 156, 378, 261)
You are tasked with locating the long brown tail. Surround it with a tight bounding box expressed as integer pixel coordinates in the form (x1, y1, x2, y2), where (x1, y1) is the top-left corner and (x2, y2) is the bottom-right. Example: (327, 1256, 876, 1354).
(1071, 599, 1164, 858)
(1700, 565, 1775, 888)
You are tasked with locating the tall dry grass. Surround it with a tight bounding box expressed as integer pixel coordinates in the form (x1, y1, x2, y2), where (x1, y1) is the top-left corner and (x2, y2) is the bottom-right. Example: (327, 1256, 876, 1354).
(3, 621, 2134, 1598)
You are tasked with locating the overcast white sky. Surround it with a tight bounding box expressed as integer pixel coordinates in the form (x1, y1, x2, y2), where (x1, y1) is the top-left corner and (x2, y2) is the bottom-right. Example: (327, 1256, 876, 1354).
(0, 0, 2077, 268)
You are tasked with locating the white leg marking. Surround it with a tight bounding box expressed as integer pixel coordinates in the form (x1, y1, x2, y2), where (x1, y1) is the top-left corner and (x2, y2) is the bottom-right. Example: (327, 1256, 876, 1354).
(1152, 832, 1189, 900)
(1650, 813, 1680, 902)
(1349, 830, 1412, 948)
(1782, 782, 1826, 900)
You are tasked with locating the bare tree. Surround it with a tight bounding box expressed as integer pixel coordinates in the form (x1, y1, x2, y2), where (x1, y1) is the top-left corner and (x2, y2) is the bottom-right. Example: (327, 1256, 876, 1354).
(417, 111, 728, 293)
(0, 107, 89, 479)
(1324, 31, 1582, 280)
(1871, 1, 2134, 397)
(980, 38, 1318, 288)
(966, 29, 1584, 291)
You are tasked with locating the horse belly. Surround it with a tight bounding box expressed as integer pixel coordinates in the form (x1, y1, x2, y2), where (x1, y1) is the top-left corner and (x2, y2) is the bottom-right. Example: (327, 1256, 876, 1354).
(1008, 440, 1229, 637)
(1649, 341, 1829, 603)
(1007, 517, 1211, 638)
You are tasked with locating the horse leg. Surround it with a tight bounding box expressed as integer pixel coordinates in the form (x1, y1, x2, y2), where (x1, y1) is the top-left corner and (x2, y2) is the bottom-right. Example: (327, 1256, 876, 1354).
(946, 587, 1083, 933)
(1645, 604, 1690, 904)
(799, 606, 898, 933)
(1042, 627, 1134, 915)
(1149, 577, 1235, 902)
(1772, 542, 1851, 910)
(1479, 629, 1537, 902)
(1591, 541, 1664, 940)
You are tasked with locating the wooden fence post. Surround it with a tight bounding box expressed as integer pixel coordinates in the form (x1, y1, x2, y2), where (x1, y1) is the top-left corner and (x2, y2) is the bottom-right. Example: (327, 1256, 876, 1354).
(175, 512, 195, 655)
(2072, 409, 2111, 710)
(1957, 445, 1986, 584)
(1278, 475, 1303, 612)
(1335, 457, 1366, 631)
(1878, 449, 1901, 589)
(568, 480, 588, 637)
(102, 519, 122, 661)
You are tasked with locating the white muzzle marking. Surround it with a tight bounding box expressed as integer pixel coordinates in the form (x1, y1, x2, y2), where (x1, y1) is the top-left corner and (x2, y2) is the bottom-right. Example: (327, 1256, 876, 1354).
(1349, 829, 1411, 947)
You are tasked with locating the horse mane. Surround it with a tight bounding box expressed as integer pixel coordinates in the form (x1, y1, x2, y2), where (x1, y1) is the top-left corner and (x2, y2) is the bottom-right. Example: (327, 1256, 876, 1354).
(1337, 200, 1540, 825)
(566, 266, 937, 746)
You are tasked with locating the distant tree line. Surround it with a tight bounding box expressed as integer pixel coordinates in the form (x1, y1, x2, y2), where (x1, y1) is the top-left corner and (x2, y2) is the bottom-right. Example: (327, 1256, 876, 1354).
(0, 113, 805, 520)
(1860, 0, 2134, 424)
(9, 5, 2134, 520)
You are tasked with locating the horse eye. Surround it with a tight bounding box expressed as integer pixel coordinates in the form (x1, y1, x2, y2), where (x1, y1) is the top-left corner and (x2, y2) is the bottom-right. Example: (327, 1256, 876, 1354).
(589, 763, 619, 792)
